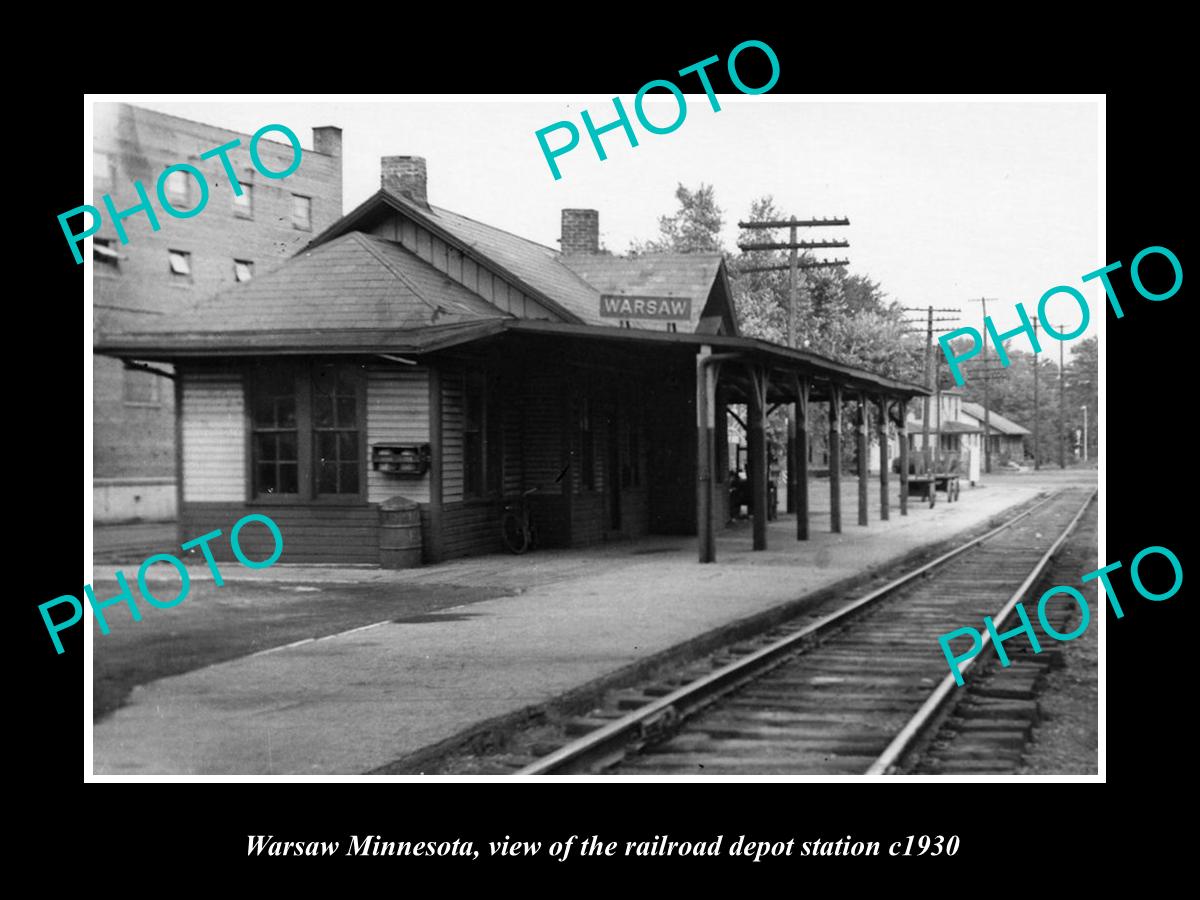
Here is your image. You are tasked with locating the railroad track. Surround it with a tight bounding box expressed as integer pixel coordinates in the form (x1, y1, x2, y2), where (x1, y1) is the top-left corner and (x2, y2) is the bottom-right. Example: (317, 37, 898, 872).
(503, 486, 1096, 776)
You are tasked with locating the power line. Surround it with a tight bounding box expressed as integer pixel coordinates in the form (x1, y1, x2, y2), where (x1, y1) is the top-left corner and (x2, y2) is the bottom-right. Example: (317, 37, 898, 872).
(735, 214, 852, 350)
(733, 258, 849, 275)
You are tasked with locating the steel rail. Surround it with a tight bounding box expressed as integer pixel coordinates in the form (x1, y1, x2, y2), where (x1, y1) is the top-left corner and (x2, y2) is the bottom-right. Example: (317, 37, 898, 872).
(516, 490, 1068, 776)
(865, 486, 1097, 775)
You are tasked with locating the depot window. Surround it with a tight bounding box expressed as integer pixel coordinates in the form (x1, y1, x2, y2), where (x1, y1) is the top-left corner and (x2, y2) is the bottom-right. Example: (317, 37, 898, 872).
(249, 362, 365, 502)
(463, 369, 501, 499)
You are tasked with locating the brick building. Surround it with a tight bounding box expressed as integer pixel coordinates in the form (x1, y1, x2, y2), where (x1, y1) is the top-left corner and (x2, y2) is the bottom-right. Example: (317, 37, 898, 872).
(92, 103, 343, 521)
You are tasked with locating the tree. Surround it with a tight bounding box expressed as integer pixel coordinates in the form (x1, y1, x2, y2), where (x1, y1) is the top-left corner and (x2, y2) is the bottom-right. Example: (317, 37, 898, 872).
(629, 183, 725, 254)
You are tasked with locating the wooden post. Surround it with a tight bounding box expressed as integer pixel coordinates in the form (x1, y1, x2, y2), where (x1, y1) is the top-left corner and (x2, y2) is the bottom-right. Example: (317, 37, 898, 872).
(747, 364, 768, 551)
(427, 365, 444, 563)
(829, 383, 842, 534)
(857, 392, 869, 527)
(786, 417, 796, 515)
(696, 346, 716, 563)
(794, 374, 809, 540)
(898, 399, 909, 516)
(878, 394, 889, 521)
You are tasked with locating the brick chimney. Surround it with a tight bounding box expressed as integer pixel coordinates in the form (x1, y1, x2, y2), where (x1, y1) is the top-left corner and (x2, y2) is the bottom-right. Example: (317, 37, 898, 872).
(560, 209, 599, 254)
(382, 156, 428, 208)
(312, 126, 342, 157)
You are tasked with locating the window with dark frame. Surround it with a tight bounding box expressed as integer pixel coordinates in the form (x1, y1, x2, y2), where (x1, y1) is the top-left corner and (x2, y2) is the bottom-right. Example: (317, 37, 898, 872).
(249, 362, 364, 501)
(312, 365, 360, 496)
(233, 182, 253, 218)
(292, 193, 312, 230)
(251, 367, 299, 497)
(462, 370, 502, 499)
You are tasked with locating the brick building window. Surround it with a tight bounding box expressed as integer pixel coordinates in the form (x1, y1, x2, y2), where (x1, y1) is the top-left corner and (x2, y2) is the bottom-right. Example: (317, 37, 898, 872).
(234, 259, 254, 282)
(168, 250, 192, 282)
(165, 169, 190, 207)
(122, 368, 162, 406)
(249, 362, 365, 502)
(233, 182, 253, 218)
(94, 237, 120, 268)
(94, 151, 113, 191)
(292, 194, 312, 230)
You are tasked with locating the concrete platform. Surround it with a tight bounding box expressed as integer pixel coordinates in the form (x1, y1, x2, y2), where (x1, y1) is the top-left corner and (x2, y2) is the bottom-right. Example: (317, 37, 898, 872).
(91, 469, 1096, 775)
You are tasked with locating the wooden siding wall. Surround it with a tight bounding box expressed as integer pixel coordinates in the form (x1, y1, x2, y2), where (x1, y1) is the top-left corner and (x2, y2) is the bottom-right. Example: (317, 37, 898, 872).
(366, 365, 430, 504)
(441, 362, 465, 503)
(369, 215, 560, 320)
(501, 387, 523, 497)
(181, 374, 245, 502)
(439, 501, 503, 559)
(180, 502, 380, 564)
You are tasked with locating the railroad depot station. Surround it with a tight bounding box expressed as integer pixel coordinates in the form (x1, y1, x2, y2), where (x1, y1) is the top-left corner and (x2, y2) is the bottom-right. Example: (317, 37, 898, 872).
(91, 147, 1099, 778)
(97, 156, 933, 568)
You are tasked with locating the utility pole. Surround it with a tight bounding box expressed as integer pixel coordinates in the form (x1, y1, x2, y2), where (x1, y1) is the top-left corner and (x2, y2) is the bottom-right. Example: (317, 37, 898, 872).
(966, 298, 999, 473)
(902, 307, 955, 475)
(1033, 318, 1040, 469)
(738, 215, 851, 516)
(1059, 326, 1066, 469)
(737, 217, 851, 348)
(789, 220, 798, 349)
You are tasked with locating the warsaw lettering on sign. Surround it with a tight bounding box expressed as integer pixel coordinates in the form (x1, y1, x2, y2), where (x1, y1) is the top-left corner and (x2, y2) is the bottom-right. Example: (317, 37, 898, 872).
(599, 294, 692, 320)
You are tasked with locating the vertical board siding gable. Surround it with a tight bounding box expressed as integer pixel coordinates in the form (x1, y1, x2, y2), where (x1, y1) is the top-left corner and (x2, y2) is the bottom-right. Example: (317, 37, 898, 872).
(366, 214, 559, 320)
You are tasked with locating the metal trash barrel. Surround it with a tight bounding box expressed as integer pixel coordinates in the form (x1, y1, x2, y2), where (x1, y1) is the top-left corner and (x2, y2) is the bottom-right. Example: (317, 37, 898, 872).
(379, 496, 422, 568)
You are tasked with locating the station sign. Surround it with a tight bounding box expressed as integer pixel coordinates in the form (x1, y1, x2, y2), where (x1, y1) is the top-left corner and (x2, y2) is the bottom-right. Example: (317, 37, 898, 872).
(599, 294, 692, 320)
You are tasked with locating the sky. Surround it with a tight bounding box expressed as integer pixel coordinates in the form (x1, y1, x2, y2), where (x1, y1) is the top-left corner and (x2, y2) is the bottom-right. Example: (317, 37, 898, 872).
(127, 96, 1102, 355)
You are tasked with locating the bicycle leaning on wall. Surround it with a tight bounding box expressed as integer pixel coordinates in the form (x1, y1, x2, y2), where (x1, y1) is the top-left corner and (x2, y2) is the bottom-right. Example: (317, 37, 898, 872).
(500, 486, 540, 555)
(499, 464, 569, 555)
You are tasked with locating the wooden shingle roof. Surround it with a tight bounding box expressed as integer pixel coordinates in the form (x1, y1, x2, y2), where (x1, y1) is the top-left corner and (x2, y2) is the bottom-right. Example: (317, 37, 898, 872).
(119, 231, 504, 338)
